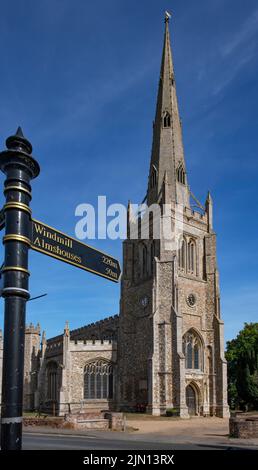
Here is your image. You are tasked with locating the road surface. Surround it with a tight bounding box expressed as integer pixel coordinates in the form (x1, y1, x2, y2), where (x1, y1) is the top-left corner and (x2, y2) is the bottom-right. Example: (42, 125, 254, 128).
(22, 432, 245, 450)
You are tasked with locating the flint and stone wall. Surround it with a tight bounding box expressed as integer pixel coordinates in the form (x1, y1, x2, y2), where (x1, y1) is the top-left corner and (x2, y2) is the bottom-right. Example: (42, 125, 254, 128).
(118, 202, 229, 418)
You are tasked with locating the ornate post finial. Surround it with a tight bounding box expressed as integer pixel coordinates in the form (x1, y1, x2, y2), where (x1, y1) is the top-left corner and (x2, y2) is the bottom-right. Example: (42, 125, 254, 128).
(6, 126, 33, 155)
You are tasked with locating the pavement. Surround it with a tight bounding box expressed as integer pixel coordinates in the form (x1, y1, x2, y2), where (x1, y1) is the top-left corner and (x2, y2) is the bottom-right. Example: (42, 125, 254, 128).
(124, 416, 258, 448)
(22, 417, 258, 450)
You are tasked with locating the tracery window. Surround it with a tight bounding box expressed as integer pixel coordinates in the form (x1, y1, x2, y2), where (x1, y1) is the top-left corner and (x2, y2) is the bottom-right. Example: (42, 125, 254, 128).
(84, 360, 113, 400)
(183, 330, 202, 370)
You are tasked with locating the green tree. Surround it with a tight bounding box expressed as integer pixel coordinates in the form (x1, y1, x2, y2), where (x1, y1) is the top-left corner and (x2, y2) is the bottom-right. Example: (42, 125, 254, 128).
(225, 323, 258, 410)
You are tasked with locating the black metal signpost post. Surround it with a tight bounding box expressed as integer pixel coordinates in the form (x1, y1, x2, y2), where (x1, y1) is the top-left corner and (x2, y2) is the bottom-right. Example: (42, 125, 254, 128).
(0, 128, 121, 450)
(0, 207, 4, 231)
(0, 128, 40, 450)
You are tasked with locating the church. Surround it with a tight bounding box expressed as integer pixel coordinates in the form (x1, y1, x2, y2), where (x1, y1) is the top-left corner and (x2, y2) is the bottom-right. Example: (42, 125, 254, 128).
(0, 16, 229, 418)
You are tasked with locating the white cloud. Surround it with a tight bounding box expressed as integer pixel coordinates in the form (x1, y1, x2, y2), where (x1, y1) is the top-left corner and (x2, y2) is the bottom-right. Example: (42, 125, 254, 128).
(212, 46, 255, 95)
(205, 8, 258, 96)
(222, 9, 258, 57)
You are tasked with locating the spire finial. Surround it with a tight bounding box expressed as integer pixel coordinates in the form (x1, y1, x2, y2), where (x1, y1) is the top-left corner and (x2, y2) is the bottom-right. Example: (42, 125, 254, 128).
(165, 11, 172, 23)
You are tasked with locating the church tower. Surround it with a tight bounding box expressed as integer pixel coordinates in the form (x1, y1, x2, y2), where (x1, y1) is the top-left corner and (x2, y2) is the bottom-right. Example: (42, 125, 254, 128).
(117, 14, 229, 417)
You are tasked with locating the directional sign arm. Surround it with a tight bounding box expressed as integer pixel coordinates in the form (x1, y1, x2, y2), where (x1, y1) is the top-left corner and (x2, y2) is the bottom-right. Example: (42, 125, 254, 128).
(30, 219, 121, 282)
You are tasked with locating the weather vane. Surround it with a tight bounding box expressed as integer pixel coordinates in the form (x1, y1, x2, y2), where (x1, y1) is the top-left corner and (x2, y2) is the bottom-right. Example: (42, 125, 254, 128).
(165, 10, 172, 22)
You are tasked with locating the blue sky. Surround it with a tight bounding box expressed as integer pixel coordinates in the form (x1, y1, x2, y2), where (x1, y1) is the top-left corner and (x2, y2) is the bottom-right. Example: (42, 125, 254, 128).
(0, 0, 257, 343)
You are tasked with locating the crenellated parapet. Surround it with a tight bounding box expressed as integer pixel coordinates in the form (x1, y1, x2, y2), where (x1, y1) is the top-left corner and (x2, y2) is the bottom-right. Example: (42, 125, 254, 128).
(69, 339, 117, 351)
(71, 314, 119, 341)
(43, 315, 119, 363)
(25, 322, 41, 335)
(184, 207, 208, 226)
(45, 339, 64, 360)
(45, 314, 119, 352)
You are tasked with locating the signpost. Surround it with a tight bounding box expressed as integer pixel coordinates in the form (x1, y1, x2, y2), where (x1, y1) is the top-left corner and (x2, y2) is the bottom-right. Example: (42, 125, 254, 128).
(0, 128, 40, 451)
(0, 128, 121, 450)
(31, 219, 121, 282)
(0, 208, 4, 231)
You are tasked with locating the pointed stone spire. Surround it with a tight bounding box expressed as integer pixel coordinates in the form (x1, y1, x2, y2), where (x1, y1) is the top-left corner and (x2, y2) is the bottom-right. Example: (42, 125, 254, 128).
(41, 330, 47, 356)
(42, 330, 46, 344)
(206, 190, 212, 203)
(147, 14, 189, 207)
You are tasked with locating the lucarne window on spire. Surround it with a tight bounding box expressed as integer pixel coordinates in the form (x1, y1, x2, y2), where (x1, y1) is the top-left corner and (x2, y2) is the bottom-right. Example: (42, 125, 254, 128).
(177, 164, 186, 184)
(150, 165, 157, 188)
(163, 111, 171, 128)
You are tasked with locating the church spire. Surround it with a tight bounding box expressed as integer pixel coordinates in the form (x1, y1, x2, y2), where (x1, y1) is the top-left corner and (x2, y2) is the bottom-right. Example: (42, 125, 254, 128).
(147, 13, 189, 207)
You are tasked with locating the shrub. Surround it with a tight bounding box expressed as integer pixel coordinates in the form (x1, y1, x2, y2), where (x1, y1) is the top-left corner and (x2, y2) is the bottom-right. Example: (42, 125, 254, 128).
(166, 408, 179, 417)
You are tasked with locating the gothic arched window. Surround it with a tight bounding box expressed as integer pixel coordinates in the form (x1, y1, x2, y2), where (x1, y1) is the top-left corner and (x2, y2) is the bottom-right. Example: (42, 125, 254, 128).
(84, 360, 113, 400)
(47, 361, 58, 401)
(183, 330, 203, 370)
(177, 164, 185, 184)
(163, 111, 171, 128)
(150, 166, 157, 189)
(188, 239, 196, 273)
(178, 238, 186, 270)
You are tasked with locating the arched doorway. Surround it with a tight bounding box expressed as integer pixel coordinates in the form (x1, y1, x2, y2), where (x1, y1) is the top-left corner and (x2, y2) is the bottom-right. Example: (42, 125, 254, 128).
(186, 384, 198, 416)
